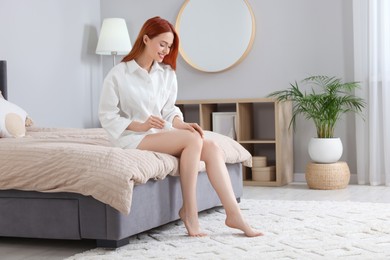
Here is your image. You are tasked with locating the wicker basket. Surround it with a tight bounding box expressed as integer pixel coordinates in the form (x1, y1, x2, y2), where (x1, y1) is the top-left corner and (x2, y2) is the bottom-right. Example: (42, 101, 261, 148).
(305, 161, 350, 190)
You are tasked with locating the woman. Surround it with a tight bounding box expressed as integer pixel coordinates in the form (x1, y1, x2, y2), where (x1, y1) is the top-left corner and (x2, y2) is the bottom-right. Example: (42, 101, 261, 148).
(99, 16, 262, 237)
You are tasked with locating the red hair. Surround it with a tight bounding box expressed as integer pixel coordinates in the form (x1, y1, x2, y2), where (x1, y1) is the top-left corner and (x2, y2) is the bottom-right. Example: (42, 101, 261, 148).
(121, 16, 179, 70)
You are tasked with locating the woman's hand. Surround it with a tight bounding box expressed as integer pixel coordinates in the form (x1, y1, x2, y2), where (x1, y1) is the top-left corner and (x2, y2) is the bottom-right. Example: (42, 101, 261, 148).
(173, 117, 204, 138)
(128, 115, 165, 132)
(142, 115, 165, 131)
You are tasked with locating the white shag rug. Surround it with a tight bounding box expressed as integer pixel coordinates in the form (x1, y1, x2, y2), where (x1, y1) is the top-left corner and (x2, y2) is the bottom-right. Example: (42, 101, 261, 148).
(67, 199, 390, 260)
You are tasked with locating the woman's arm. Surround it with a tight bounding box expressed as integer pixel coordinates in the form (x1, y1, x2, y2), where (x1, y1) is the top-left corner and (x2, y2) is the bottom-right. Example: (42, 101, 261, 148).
(99, 76, 132, 139)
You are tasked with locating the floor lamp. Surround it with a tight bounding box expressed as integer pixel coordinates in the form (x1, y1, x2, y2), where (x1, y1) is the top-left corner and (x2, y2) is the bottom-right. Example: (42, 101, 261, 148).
(96, 18, 132, 66)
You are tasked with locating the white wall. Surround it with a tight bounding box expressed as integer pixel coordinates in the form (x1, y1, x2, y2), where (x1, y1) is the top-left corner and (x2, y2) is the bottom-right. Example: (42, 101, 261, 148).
(100, 0, 356, 174)
(0, 0, 356, 175)
(0, 0, 102, 128)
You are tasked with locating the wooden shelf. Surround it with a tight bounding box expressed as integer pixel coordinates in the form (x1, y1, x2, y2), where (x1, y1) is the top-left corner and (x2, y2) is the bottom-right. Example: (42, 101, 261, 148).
(176, 98, 293, 187)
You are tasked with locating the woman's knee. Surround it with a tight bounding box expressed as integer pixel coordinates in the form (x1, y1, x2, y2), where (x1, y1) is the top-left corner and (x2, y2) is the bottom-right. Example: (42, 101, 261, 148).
(202, 139, 223, 159)
(190, 131, 203, 149)
(180, 130, 203, 150)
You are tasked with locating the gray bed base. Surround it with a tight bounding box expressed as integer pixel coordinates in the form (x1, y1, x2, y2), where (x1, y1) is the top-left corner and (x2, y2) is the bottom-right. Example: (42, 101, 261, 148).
(0, 163, 243, 248)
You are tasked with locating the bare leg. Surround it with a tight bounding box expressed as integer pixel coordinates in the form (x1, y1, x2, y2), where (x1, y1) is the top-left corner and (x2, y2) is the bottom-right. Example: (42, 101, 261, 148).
(201, 140, 263, 237)
(137, 130, 207, 237)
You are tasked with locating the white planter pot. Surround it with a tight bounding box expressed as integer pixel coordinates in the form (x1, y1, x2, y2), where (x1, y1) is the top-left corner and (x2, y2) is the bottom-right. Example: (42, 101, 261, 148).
(308, 137, 343, 164)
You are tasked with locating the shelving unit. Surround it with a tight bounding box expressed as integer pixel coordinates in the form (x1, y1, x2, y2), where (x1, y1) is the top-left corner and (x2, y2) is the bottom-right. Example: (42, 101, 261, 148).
(176, 98, 293, 187)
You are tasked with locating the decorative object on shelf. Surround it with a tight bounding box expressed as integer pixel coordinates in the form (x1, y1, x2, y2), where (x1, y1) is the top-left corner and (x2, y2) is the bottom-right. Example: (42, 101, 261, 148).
(212, 112, 236, 140)
(252, 166, 276, 182)
(175, 0, 255, 72)
(251, 156, 275, 181)
(305, 161, 350, 190)
(268, 75, 365, 164)
(252, 156, 267, 168)
(96, 18, 132, 66)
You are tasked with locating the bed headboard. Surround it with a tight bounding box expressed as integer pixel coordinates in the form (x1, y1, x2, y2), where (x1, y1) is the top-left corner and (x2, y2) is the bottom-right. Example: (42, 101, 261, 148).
(0, 60, 7, 100)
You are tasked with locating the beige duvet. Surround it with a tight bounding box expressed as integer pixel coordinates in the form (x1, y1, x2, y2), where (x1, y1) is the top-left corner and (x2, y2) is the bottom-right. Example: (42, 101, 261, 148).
(0, 127, 251, 214)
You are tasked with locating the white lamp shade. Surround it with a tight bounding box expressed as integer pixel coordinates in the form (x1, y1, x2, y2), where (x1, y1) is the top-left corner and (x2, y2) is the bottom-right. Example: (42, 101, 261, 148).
(96, 18, 132, 55)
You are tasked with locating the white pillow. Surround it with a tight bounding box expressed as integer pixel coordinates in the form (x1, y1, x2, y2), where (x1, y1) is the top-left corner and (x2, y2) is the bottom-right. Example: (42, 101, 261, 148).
(0, 95, 28, 138)
(204, 131, 252, 167)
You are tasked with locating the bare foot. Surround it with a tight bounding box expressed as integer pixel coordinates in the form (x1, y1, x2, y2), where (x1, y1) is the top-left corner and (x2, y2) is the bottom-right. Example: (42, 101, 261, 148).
(179, 208, 207, 237)
(225, 214, 263, 237)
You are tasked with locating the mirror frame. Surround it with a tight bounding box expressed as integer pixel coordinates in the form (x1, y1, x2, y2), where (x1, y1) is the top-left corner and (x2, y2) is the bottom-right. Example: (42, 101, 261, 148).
(175, 0, 256, 73)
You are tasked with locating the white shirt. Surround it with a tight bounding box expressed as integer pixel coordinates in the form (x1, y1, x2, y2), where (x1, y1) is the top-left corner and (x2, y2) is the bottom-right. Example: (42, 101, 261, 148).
(98, 60, 183, 149)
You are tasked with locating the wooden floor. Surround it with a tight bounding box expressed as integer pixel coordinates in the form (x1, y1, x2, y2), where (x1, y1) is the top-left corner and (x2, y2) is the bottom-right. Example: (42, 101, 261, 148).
(1, 183, 390, 260)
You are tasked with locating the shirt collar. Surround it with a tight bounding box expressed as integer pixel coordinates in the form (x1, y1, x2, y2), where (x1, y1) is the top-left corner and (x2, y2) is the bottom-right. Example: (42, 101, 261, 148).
(150, 61, 164, 73)
(126, 60, 164, 74)
(126, 60, 140, 74)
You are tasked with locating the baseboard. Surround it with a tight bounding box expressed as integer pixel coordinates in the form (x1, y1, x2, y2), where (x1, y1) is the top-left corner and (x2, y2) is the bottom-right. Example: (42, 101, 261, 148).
(293, 173, 306, 183)
(294, 173, 358, 184)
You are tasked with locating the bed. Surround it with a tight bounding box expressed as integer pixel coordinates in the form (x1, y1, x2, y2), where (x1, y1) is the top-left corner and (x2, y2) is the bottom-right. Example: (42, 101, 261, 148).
(0, 70, 251, 247)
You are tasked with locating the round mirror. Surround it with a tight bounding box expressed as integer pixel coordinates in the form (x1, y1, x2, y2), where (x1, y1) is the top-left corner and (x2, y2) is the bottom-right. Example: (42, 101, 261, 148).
(176, 0, 255, 73)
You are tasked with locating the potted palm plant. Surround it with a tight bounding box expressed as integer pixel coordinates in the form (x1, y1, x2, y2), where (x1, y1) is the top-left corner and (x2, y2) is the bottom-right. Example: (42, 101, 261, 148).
(268, 75, 365, 163)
